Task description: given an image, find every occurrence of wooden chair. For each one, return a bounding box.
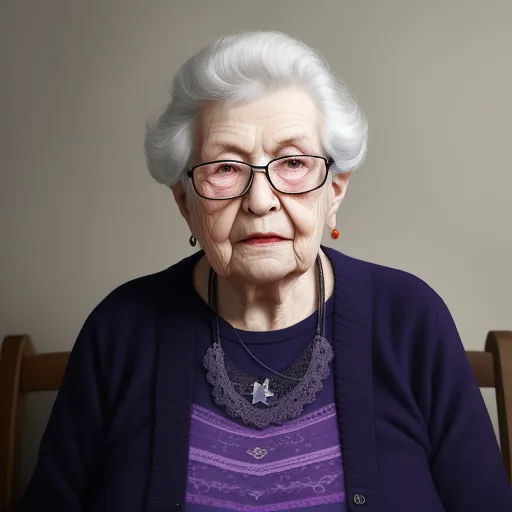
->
[1,332,512,511]
[0,335,69,512]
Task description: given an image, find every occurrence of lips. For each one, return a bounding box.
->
[240,232,289,244]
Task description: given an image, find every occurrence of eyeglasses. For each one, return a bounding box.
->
[187,154,334,200]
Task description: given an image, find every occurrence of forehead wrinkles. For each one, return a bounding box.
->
[204,118,318,155]
[267,120,319,147]
[260,108,318,133]
[256,106,322,152]
[196,92,321,159]
[198,103,256,157]
[204,123,256,157]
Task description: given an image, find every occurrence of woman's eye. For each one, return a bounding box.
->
[287,159,303,169]
[217,164,234,173]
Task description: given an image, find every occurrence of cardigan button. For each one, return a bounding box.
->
[353,493,366,505]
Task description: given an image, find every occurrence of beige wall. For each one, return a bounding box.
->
[1,0,511,492]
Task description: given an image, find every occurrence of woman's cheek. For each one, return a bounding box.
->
[280,195,321,237]
[197,226,233,276]
[190,198,237,243]
[209,210,238,243]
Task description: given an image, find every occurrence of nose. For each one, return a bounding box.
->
[241,170,280,215]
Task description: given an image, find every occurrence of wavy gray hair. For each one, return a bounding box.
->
[144,31,368,186]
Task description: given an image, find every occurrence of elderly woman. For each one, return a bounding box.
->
[20,31,512,512]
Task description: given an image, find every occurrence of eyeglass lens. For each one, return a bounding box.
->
[192,156,326,199]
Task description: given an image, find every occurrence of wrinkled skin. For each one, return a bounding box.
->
[172,87,351,331]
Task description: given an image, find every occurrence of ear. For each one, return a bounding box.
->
[326,171,352,230]
[171,182,191,225]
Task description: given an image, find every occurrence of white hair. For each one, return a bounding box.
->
[144,31,368,186]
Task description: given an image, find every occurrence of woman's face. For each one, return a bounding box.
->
[173,87,351,282]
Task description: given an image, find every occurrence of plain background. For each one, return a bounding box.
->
[1,0,511,493]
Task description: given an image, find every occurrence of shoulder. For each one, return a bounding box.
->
[87,250,202,326]
[324,247,452,347]
[74,251,202,367]
[326,249,466,413]
[367,258,446,320]
[326,246,447,318]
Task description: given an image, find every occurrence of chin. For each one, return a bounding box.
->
[229,242,315,282]
[234,258,296,283]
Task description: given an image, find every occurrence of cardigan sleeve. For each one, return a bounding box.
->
[427,298,512,510]
[19,310,107,511]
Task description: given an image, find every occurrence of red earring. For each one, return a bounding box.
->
[331,228,340,240]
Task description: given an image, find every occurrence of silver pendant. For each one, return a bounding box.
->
[251,378,274,405]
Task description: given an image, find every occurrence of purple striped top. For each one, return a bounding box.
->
[184,293,345,511]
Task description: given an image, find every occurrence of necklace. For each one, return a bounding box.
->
[231,327,302,384]
[203,254,334,429]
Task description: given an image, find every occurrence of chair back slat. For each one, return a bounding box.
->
[0,335,35,512]
[21,353,70,393]
[486,331,512,484]
[466,351,495,387]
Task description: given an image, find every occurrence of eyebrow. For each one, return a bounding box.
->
[208,134,314,160]
[271,135,321,157]
[272,134,311,149]
[209,141,253,159]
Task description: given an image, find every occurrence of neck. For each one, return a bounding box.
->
[193,250,334,331]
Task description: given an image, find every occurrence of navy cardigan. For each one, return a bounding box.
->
[20,247,512,511]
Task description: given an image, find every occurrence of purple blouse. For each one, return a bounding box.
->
[185,294,345,511]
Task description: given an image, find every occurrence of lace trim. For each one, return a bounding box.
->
[185,492,345,512]
[190,403,336,438]
[188,445,341,474]
[203,335,334,429]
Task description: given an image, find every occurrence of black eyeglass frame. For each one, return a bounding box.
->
[186,154,335,201]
